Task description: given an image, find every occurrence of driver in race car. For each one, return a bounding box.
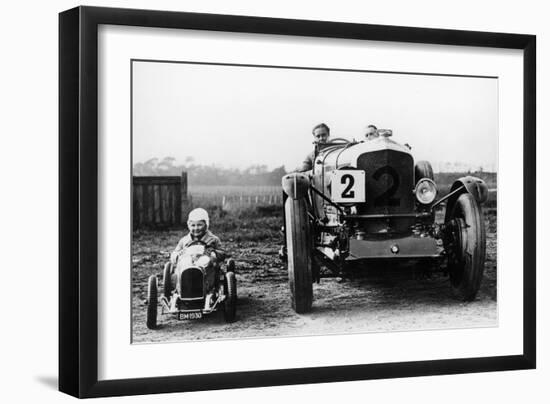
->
[296,123,330,172]
[170,207,224,264]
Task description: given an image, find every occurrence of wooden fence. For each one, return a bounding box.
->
[190,193,283,211]
[133,172,188,228]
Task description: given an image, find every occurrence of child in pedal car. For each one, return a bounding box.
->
[168,208,224,298]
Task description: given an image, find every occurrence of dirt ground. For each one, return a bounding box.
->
[132,209,497,343]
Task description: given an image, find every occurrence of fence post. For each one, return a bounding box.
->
[156,185,163,224]
[180,171,189,223]
[181,171,188,203]
[133,185,139,229]
[175,181,182,226]
[142,184,150,224]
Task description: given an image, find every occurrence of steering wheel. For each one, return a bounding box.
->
[326,137,350,143]
[187,240,207,247]
[173,240,207,259]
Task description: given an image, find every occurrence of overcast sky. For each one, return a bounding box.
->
[132,60,498,172]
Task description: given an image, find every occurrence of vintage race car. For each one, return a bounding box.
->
[146,242,237,329]
[282,129,488,313]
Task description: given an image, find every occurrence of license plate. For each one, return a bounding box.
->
[178,312,202,320]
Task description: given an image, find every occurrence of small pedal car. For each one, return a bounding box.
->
[146,241,237,329]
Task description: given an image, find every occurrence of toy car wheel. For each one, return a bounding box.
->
[162,262,173,300]
[414,160,434,183]
[226,258,236,273]
[223,271,237,323]
[284,197,313,313]
[446,193,486,301]
[146,275,158,329]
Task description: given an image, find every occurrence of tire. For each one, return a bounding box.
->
[146,275,158,329]
[223,271,237,323]
[163,262,173,300]
[415,160,434,183]
[446,193,486,301]
[226,258,236,273]
[284,197,313,313]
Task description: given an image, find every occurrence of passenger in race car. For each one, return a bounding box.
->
[365,124,378,140]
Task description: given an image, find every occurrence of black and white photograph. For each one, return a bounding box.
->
[131,60,498,343]
[2,0,545,401]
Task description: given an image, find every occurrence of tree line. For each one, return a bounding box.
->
[133,157,287,186]
[133,157,496,188]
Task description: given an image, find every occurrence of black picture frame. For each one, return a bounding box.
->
[59,6,536,398]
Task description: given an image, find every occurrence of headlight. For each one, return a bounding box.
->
[415,178,437,204]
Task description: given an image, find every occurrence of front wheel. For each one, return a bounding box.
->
[226,258,236,273]
[146,275,158,329]
[415,160,434,183]
[223,271,237,323]
[284,197,313,313]
[446,193,486,301]
[162,262,173,300]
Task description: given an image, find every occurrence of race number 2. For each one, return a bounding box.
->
[341,174,355,198]
[331,170,366,203]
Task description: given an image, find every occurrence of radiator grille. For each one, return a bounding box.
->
[179,267,204,299]
[356,150,414,215]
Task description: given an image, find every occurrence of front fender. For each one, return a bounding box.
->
[453,176,488,204]
[444,176,488,222]
[282,173,310,200]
